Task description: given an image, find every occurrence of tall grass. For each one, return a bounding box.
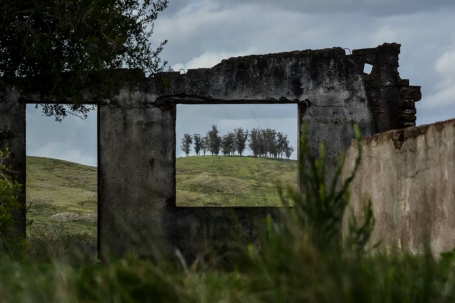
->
[1,126,455,302]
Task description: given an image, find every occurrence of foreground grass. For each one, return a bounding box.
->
[8,130,455,302]
[2,234,455,302]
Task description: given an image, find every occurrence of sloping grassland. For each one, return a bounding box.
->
[176,155,297,207]
[26,156,297,237]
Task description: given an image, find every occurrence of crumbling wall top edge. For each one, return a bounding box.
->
[350,118,455,148]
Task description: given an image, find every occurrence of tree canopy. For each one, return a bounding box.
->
[179,126,295,159]
[0,0,169,120]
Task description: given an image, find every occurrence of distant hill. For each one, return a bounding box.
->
[26,157,97,237]
[177,156,297,207]
[26,156,298,237]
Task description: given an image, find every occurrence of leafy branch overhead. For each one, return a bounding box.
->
[0,0,169,120]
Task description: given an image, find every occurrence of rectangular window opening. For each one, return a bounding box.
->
[364,63,373,74]
[176,104,298,207]
[25,104,98,254]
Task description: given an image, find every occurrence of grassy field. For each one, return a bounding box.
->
[26,157,97,237]
[176,155,297,207]
[4,139,455,302]
[26,155,297,237]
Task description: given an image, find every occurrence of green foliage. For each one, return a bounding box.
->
[275,123,374,254]
[4,125,455,301]
[0,0,169,120]
[221,131,236,156]
[180,133,193,157]
[193,133,203,156]
[0,149,23,248]
[234,127,249,156]
[207,125,221,156]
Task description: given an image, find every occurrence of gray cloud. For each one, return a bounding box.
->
[26,0,455,165]
[26,105,97,167]
[211,0,455,17]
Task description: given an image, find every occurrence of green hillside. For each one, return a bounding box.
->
[177,156,297,207]
[26,156,298,237]
[26,157,97,237]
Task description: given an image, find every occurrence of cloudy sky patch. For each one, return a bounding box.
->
[26,0,455,165]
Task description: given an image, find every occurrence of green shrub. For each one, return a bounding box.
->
[2,125,455,302]
[0,148,23,250]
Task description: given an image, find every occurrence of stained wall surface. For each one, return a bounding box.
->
[343,119,455,255]
[98,47,376,258]
[0,43,421,259]
[0,88,26,237]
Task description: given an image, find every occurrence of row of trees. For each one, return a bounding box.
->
[180,126,295,159]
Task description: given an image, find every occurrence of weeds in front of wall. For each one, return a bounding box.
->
[26,222,96,264]
[1,125,455,301]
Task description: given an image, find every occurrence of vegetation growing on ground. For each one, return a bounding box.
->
[26,156,97,238]
[24,154,297,236]
[0,149,23,249]
[176,156,297,207]
[1,127,455,301]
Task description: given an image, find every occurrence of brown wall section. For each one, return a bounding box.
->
[343,119,455,255]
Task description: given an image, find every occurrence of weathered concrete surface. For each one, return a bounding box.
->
[352,43,421,131]
[343,119,455,255]
[0,43,422,259]
[0,88,26,238]
[99,47,378,259]
[99,98,176,258]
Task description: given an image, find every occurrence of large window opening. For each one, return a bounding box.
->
[176,104,298,207]
[26,104,98,250]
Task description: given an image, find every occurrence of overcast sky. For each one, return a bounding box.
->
[26,0,455,166]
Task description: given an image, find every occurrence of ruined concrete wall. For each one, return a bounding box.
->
[0,43,421,259]
[99,94,176,258]
[351,43,421,131]
[343,119,455,255]
[0,88,26,237]
[99,47,377,259]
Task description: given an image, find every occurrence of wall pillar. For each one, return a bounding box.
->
[99,96,176,259]
[0,88,26,239]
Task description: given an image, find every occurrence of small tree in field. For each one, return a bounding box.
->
[201,136,209,156]
[249,128,261,157]
[285,145,294,159]
[221,132,236,156]
[193,134,203,156]
[180,134,192,157]
[207,125,221,156]
[234,127,249,156]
